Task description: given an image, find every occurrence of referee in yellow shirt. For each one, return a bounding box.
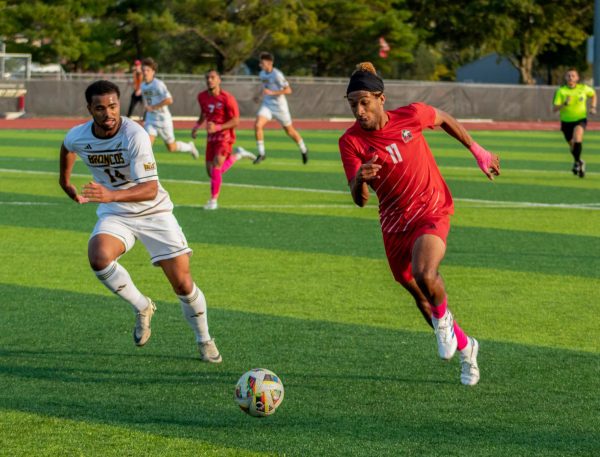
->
[553,69,596,178]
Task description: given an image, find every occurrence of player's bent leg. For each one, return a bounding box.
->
[234,146,257,161]
[283,124,308,164]
[89,234,155,345]
[88,233,126,271]
[412,234,458,360]
[166,139,199,159]
[573,126,585,177]
[158,255,221,362]
[411,234,446,304]
[401,279,433,328]
[205,154,227,210]
[254,116,269,164]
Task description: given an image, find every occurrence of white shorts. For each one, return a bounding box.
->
[257,104,292,127]
[91,212,192,265]
[145,121,175,144]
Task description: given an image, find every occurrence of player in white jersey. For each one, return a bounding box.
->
[253,51,308,164]
[140,58,199,160]
[58,80,221,363]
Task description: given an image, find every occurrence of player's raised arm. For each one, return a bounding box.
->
[59,143,88,204]
[433,108,500,180]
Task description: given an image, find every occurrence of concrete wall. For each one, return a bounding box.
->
[13,79,579,121]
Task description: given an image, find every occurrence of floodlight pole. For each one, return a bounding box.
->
[595,0,600,85]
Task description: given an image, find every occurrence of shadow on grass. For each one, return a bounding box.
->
[2,197,600,279]
[0,285,598,456]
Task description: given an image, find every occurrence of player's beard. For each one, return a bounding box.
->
[358,117,376,130]
[94,116,121,136]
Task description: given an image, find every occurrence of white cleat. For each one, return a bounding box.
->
[432,310,458,360]
[198,339,222,363]
[203,199,218,210]
[460,337,480,386]
[134,299,156,347]
[189,141,199,160]
[234,146,257,161]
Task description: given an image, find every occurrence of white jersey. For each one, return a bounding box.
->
[141,77,173,125]
[259,67,290,112]
[63,117,174,217]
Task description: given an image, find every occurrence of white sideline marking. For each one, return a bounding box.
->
[178,204,362,209]
[1,167,599,210]
[0,201,57,205]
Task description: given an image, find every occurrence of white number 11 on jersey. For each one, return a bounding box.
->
[385,143,403,164]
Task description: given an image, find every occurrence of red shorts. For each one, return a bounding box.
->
[206,141,233,162]
[382,216,450,286]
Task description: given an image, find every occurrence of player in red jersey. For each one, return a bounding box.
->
[192,69,256,210]
[339,62,500,386]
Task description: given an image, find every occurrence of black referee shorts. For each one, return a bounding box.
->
[561,119,587,142]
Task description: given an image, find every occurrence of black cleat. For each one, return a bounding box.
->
[253,154,266,165]
[301,149,308,164]
[578,160,586,178]
[572,161,580,175]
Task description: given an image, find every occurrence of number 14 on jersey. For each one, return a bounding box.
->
[385,143,403,164]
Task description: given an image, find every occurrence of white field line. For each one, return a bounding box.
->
[1,167,600,210]
[0,201,57,205]
[178,204,362,209]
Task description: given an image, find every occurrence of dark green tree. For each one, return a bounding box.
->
[407,0,593,84]
[168,0,317,74]
[290,0,417,77]
[0,0,114,70]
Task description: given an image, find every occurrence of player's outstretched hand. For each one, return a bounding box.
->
[469,143,500,181]
[82,181,113,203]
[74,194,89,204]
[63,183,89,204]
[358,154,382,183]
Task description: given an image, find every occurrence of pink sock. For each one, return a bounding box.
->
[454,321,469,351]
[432,296,469,350]
[210,167,222,199]
[221,154,238,173]
[431,296,448,319]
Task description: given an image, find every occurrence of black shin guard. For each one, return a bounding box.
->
[572,142,582,162]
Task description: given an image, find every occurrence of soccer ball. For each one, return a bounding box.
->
[234,368,285,417]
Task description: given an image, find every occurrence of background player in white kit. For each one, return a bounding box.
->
[141,57,199,160]
[253,51,308,164]
[58,80,221,363]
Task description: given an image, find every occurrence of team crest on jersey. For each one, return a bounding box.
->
[143,162,156,171]
[401,129,413,143]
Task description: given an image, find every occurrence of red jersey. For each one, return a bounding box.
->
[197,89,239,144]
[339,103,454,233]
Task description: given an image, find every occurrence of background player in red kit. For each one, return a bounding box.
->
[339,62,500,386]
[192,69,255,210]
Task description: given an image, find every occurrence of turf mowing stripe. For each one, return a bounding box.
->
[1,167,599,209]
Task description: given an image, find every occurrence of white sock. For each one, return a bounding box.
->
[94,261,149,312]
[178,284,211,343]
[257,140,265,156]
[297,139,307,154]
[175,141,193,152]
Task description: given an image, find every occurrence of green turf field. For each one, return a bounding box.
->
[1,127,599,456]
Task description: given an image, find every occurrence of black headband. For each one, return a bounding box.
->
[346,71,384,95]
